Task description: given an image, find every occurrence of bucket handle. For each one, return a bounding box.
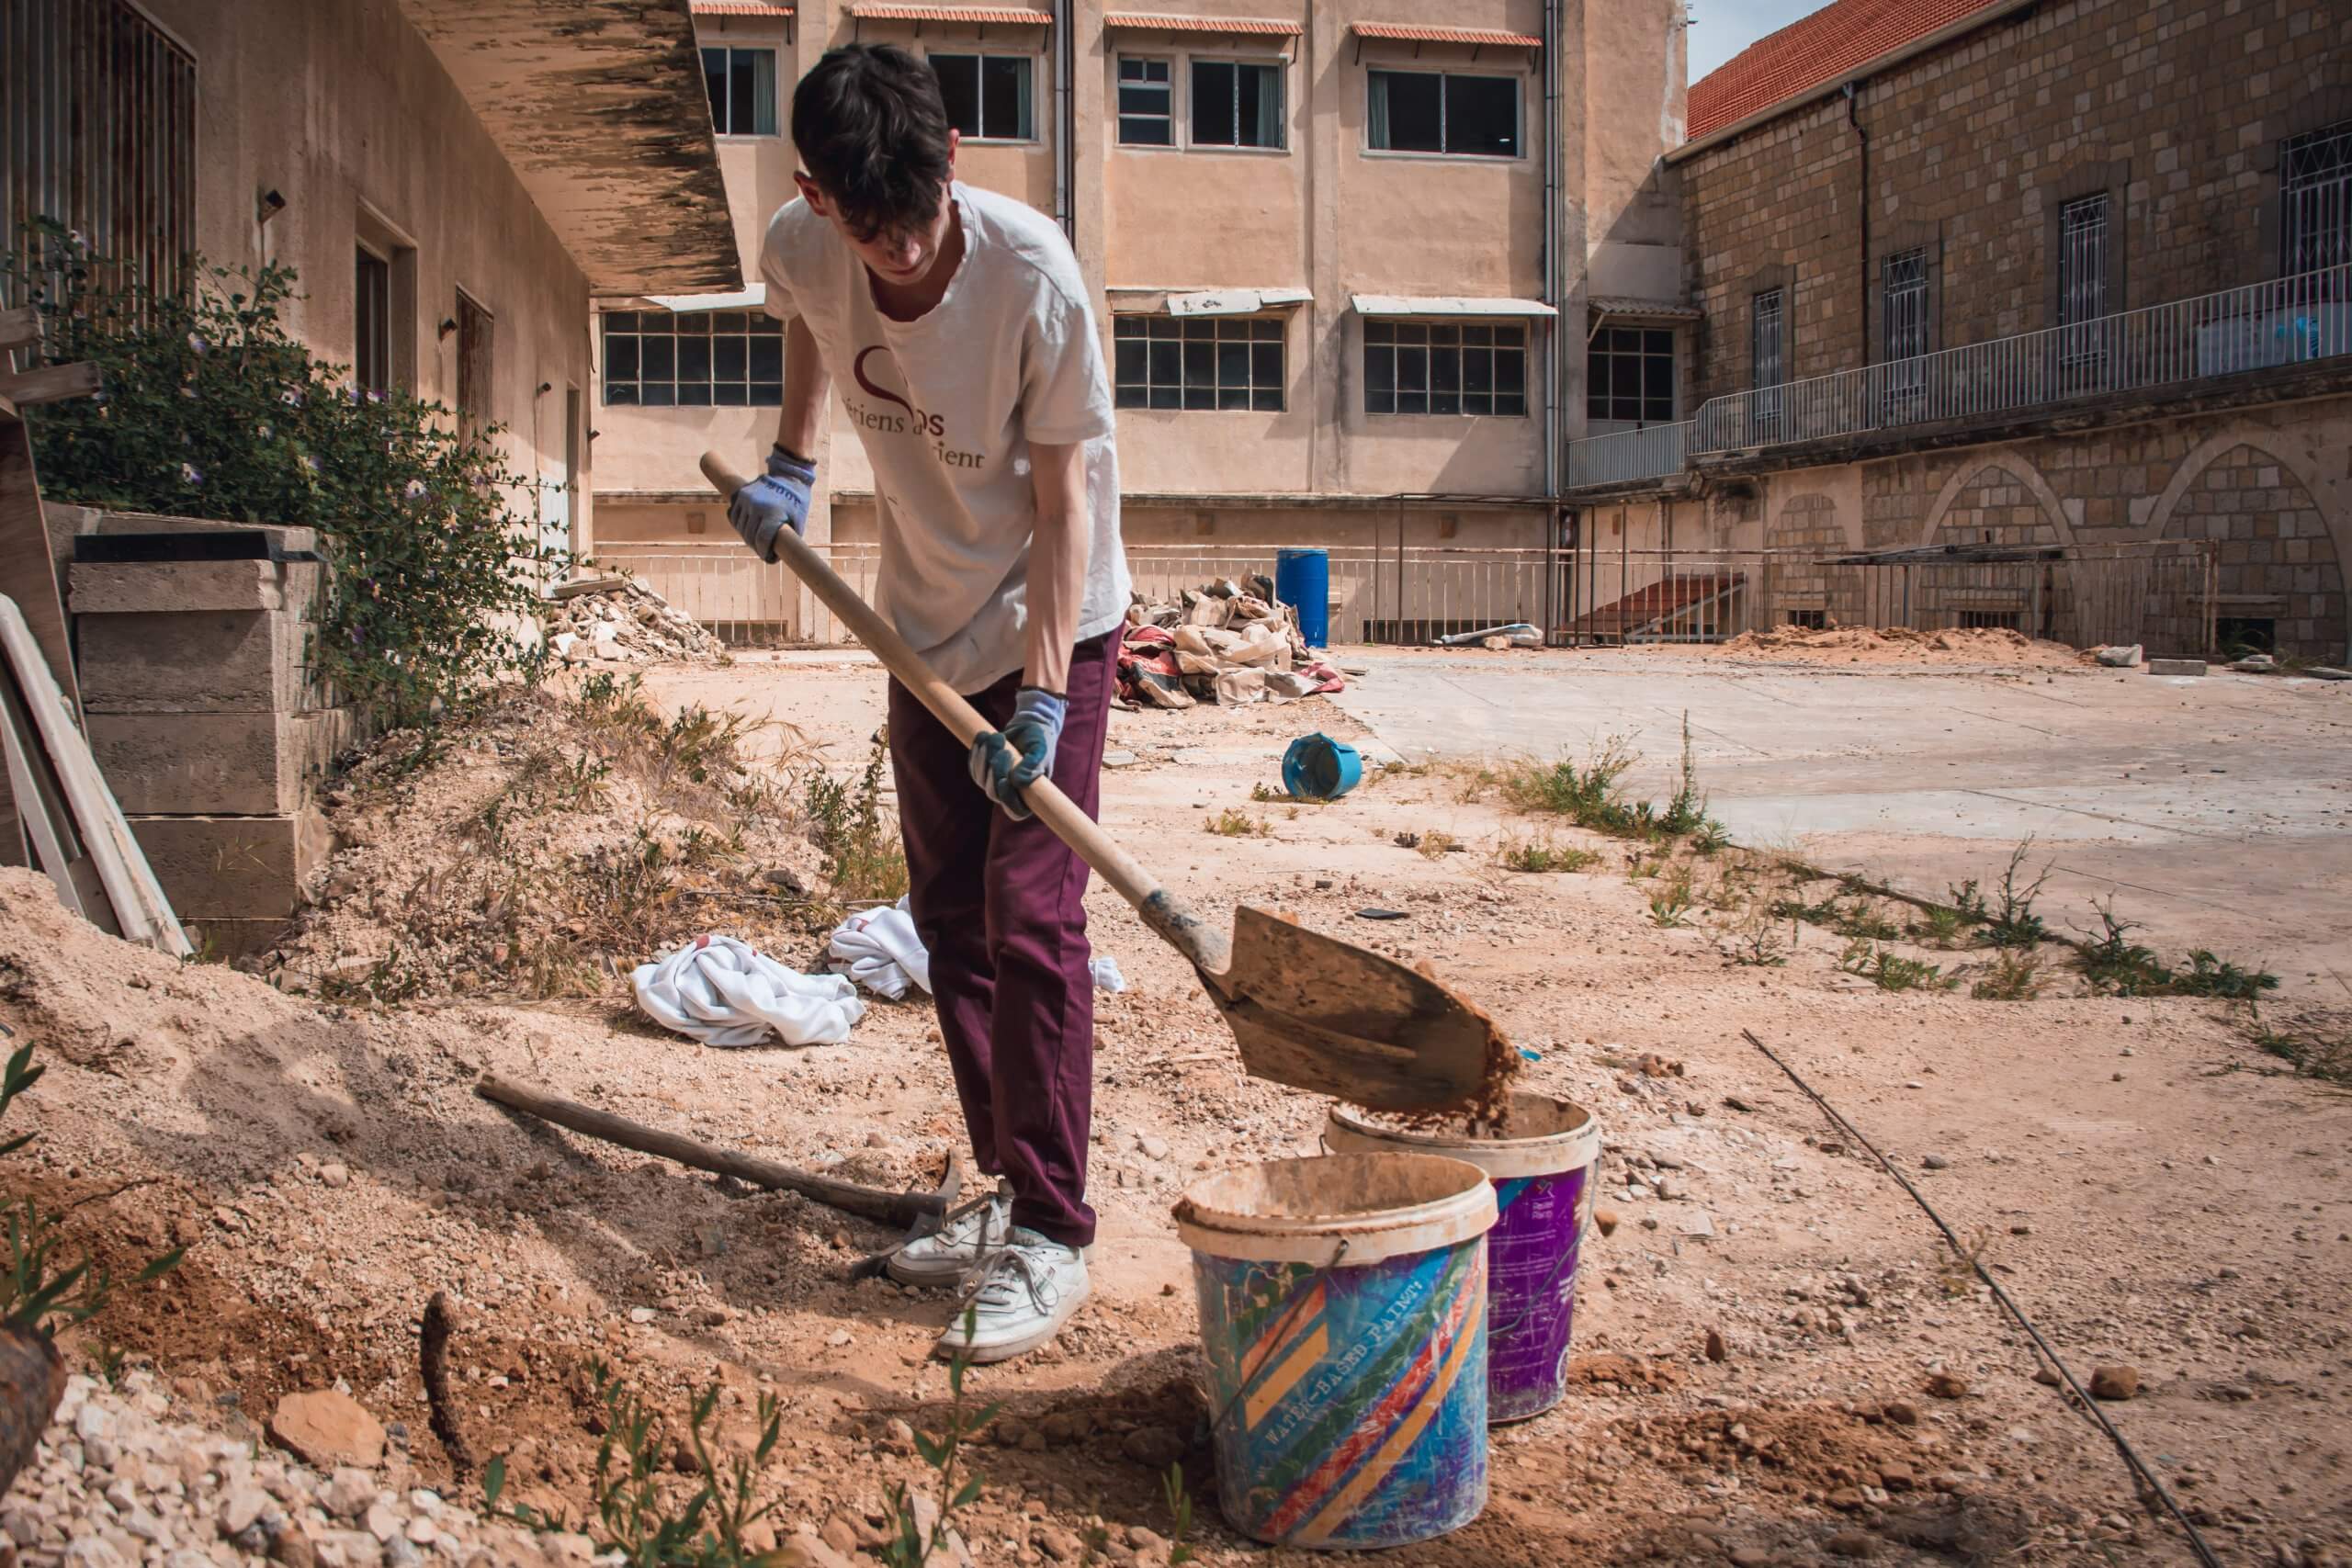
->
[1209,1236,1352,1439]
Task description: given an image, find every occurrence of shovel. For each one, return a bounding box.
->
[699,453,1507,1111]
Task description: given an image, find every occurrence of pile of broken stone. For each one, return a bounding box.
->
[541,577,726,667]
[1117,577,1345,708]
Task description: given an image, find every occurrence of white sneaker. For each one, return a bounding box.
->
[936,1227,1090,1365]
[887,1182,1012,1289]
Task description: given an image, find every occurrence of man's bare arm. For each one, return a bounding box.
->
[1023,440,1091,694]
[775,317,829,459]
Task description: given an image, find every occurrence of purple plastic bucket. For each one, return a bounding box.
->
[1325,1096,1600,1424]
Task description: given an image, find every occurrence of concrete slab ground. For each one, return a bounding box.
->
[1334,647,2352,998]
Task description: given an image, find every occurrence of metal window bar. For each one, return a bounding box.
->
[1883,249,1928,423]
[2056,194,2110,395]
[2281,122,2352,277]
[1690,262,2352,455]
[1750,289,1785,445]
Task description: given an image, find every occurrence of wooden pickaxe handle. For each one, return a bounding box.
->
[699,451,1231,977]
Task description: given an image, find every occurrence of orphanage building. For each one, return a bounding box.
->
[1562,0,2352,662]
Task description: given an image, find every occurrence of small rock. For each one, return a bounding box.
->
[1919,1154,1949,1170]
[1825,1529,1877,1558]
[1925,1372,1969,1400]
[1593,1207,1620,1238]
[1881,1400,1918,1426]
[364,1499,399,1543]
[1826,1486,1866,1511]
[628,1306,657,1325]
[1138,1135,1170,1161]
[1704,1329,1726,1363]
[1120,1427,1185,1469]
[325,1469,376,1520]
[2090,1365,2140,1401]
[319,1163,350,1189]
[1730,1550,1773,1568]
[1879,1461,1917,1491]
[269,1390,386,1471]
[821,1516,862,1556]
[1038,1526,1084,1562]
[221,1486,272,1534]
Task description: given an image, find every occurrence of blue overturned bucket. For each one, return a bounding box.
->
[1276,547,1330,649]
[1282,734,1362,801]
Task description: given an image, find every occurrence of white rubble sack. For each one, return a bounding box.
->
[633,933,865,1047]
[827,897,933,999]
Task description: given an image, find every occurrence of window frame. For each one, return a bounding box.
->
[1363,67,1523,161]
[1113,313,1287,412]
[701,45,780,138]
[355,244,392,397]
[600,308,787,409]
[1363,318,1530,419]
[1115,54,1174,147]
[2278,119,2350,276]
[1584,323,1677,426]
[1188,56,1287,152]
[928,51,1038,144]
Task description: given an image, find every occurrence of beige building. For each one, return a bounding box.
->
[589,0,1687,640]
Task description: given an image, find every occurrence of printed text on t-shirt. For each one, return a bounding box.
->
[850,345,987,470]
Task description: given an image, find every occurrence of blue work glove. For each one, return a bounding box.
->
[967,686,1066,821]
[728,445,817,561]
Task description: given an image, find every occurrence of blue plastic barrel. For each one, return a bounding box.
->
[1275,547,1330,649]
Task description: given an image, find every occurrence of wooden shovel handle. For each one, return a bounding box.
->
[699,452,1230,976]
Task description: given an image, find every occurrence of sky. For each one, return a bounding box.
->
[1686,0,1828,84]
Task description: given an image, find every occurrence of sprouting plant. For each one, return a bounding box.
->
[1971,948,2044,1000]
[1690,818,1732,857]
[1984,840,2052,949]
[1648,876,1694,928]
[1205,809,1267,838]
[1829,900,1902,942]
[1944,878,1987,922]
[1730,907,1790,967]
[1415,830,1461,861]
[879,1308,1000,1568]
[2076,898,2169,995]
[809,739,910,902]
[1908,904,1971,949]
[1498,840,1598,874]
[2169,951,2279,1002]
[1840,942,1960,993]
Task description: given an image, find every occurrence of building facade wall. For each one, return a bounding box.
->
[141,0,600,547]
[1676,0,2352,408]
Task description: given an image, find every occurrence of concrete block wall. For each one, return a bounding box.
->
[60,510,348,958]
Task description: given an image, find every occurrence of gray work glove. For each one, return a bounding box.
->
[967,686,1066,821]
[728,445,817,561]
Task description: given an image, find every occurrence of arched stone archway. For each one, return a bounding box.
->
[1919,455,2075,549]
[1763,493,1857,626]
[2152,442,2347,660]
[1914,457,2075,638]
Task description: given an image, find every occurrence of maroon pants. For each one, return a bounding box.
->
[887,629,1117,1249]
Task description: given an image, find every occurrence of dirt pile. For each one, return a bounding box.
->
[1720,622,2084,667]
[259,681,838,1003]
[543,577,726,666]
[1118,579,1345,708]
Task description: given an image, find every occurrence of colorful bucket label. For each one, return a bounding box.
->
[1485,1164,1592,1423]
[1191,1241,1488,1550]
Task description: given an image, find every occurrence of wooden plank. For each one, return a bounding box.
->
[0,663,91,921]
[0,365,100,407]
[0,309,37,354]
[0,416,76,712]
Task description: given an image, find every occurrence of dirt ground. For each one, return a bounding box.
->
[10,651,2352,1567]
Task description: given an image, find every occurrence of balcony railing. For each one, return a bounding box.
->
[1565,420,1691,489]
[1688,263,2351,457]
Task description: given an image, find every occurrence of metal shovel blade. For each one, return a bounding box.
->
[1203,906,1502,1111]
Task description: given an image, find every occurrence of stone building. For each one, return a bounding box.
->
[588,0,1687,641]
[1562,0,2352,661]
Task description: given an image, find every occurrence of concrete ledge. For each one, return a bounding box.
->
[2147,658,2208,677]
[71,559,288,615]
[85,509,320,557]
[89,708,357,816]
[129,808,335,920]
[79,607,319,714]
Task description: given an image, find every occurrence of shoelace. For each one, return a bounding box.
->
[922,1187,1009,1254]
[961,1243,1063,1317]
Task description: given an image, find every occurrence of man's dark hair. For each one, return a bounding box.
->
[790,44,954,241]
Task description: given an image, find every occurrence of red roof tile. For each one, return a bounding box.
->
[1103,13,1303,37]
[1688,0,2007,141]
[1351,22,1543,50]
[849,4,1050,21]
[692,1,794,14]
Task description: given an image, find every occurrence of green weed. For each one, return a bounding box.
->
[1970,949,2044,1000]
[1498,840,1599,874]
[1984,840,2052,949]
[1205,809,1268,838]
[809,739,910,902]
[1841,941,1960,993]
[1908,904,1973,949]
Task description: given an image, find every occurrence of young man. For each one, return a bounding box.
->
[728,42,1129,1365]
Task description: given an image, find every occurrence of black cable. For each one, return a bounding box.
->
[1740,1029,2222,1568]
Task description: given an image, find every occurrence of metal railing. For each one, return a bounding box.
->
[1690,263,2352,455]
[1564,421,1692,489]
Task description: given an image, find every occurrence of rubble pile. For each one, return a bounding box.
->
[1118,577,1345,708]
[542,577,726,666]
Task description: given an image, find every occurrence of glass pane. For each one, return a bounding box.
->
[605,310,639,333]
[1397,346,1427,393]
[933,55,980,137]
[728,52,757,135]
[1462,324,1491,345]
[677,338,711,381]
[1368,385,1395,413]
[1252,386,1283,412]
[1612,357,1640,398]
[703,49,727,130]
[1396,389,1428,414]
[1497,325,1524,348]
[1431,389,1461,415]
[1364,345,1393,394]
[1149,340,1181,384]
[1252,318,1282,341]
[981,57,1030,139]
[1115,384,1148,409]
[714,383,747,407]
[1217,342,1249,387]
[711,311,747,333]
[640,338,673,378]
[1149,385,1181,409]
[677,383,711,406]
[606,339,639,378]
[1193,61,1236,146]
[1644,393,1675,422]
[1119,84,1169,115]
[748,381,782,404]
[1121,118,1174,145]
[1446,75,1519,156]
[747,336,782,378]
[605,384,639,405]
[1432,348,1460,393]
[1497,391,1526,416]
[1115,339,1147,383]
[1252,343,1282,387]
[750,51,777,136]
[641,383,674,406]
[1392,321,1428,346]
[1588,390,1608,420]
[714,337,746,379]
[1182,317,1216,340]
[673,312,711,334]
[1182,341,1214,385]
[1464,350,1493,393]
[1645,329,1674,355]
[1236,63,1279,148]
[1496,350,1525,394]
[1430,324,1460,348]
[1217,386,1251,410]
[1374,72,1443,152]
[1366,321,1396,345]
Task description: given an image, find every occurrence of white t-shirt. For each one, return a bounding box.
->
[759,182,1130,694]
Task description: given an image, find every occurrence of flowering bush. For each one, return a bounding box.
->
[6,221,562,728]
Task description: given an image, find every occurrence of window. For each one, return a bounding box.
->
[1114,316,1284,411]
[2056,195,2108,325]
[1193,61,1283,149]
[1364,321,1526,416]
[456,289,494,434]
[1366,71,1518,158]
[1785,609,1826,630]
[1586,327,1674,424]
[1882,248,1928,419]
[602,310,785,407]
[356,248,391,395]
[933,54,1034,141]
[1750,288,1785,439]
[1958,609,2022,632]
[1117,57,1173,145]
[702,47,778,136]
[2280,121,2351,276]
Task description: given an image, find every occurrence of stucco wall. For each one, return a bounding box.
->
[143,0,598,547]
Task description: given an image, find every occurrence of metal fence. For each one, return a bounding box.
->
[1564,420,1691,490]
[1690,262,2352,454]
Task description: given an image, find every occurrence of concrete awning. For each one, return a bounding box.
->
[1351,294,1557,319]
[392,0,738,296]
[1109,287,1312,317]
[692,2,794,14]
[1351,22,1544,49]
[849,5,1052,22]
[1102,14,1304,38]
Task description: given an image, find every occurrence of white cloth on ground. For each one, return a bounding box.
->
[633,934,865,1047]
[1089,953,1127,993]
[826,897,933,999]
